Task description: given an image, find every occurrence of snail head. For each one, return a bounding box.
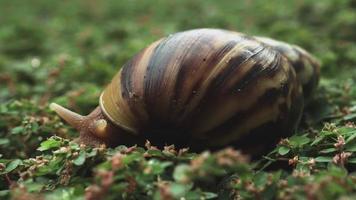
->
[50,103,117,146]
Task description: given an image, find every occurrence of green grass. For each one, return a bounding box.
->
[0,0,356,199]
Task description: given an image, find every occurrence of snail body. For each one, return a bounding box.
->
[51,29,320,155]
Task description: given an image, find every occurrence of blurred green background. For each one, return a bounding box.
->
[1,0,355,114]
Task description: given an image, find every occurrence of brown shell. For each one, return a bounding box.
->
[100,29,304,151]
[254,36,320,101]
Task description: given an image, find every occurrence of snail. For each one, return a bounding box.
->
[50,29,320,155]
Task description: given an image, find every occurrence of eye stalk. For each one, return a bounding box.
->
[50,103,84,130]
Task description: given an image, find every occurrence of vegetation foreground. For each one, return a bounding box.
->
[0,0,356,199]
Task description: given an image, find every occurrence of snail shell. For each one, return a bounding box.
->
[51,29,319,155]
[254,36,320,101]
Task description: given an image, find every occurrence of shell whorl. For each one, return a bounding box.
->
[254,36,320,101]
[100,29,304,148]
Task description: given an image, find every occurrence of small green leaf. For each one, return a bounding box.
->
[0,159,22,174]
[73,151,86,166]
[202,192,218,199]
[253,172,268,187]
[87,149,98,157]
[147,149,164,157]
[311,136,324,146]
[170,183,191,198]
[173,164,191,183]
[345,144,356,152]
[31,122,39,132]
[0,190,10,197]
[146,159,172,175]
[35,157,64,176]
[0,139,9,146]
[69,142,80,151]
[343,113,356,121]
[11,126,24,134]
[123,152,142,165]
[289,135,310,148]
[315,156,332,162]
[37,138,61,151]
[320,148,337,153]
[24,181,45,192]
[278,146,290,155]
[345,132,356,143]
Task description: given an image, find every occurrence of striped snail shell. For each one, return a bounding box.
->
[254,36,320,101]
[51,29,320,155]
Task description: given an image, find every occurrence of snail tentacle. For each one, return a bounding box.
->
[50,103,84,130]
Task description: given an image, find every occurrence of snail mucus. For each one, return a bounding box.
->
[51,29,320,155]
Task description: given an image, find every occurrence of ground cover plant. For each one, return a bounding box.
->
[0,0,356,199]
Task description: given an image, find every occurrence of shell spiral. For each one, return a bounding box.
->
[99,29,305,152]
[254,36,320,101]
